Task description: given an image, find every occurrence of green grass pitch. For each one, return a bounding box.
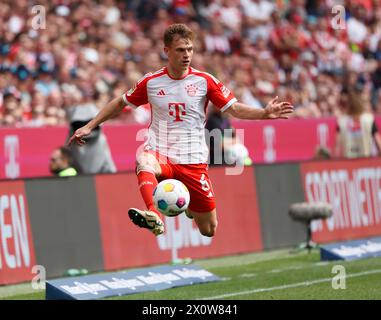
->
[1,248,381,300]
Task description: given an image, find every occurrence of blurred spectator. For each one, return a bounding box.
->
[205,105,252,166]
[347,4,369,45]
[335,89,381,158]
[66,102,117,174]
[49,146,78,177]
[223,127,253,166]
[204,21,231,54]
[205,105,231,165]
[241,0,275,43]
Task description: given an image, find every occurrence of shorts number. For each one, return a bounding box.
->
[200,174,210,192]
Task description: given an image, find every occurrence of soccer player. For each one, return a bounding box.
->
[69,24,293,237]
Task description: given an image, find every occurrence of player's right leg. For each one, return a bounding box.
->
[174,164,217,237]
[128,151,172,236]
[187,208,218,237]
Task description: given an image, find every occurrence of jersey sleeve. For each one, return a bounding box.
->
[122,74,150,108]
[206,75,237,112]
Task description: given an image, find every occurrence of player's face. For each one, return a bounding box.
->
[165,36,193,73]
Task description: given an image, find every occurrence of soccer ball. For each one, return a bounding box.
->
[153,179,190,217]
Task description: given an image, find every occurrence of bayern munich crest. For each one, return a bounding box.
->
[185,84,198,97]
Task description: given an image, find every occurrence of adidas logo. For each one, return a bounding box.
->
[157,89,166,96]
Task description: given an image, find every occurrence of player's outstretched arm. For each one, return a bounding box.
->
[226,96,294,120]
[68,96,126,146]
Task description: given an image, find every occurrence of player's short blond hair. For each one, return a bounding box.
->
[164,24,195,47]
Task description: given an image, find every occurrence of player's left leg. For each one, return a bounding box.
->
[187,208,217,237]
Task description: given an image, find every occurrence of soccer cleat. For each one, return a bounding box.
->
[128,208,165,236]
[185,209,193,219]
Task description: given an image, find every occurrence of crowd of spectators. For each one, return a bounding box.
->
[1,0,381,127]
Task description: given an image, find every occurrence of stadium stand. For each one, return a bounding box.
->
[1,0,381,128]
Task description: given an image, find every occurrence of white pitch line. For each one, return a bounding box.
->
[239,273,257,278]
[199,269,381,300]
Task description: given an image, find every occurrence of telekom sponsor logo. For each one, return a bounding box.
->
[263,125,276,163]
[301,159,381,242]
[4,135,20,179]
[168,103,186,122]
[317,123,329,147]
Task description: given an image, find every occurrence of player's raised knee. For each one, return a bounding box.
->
[136,153,161,175]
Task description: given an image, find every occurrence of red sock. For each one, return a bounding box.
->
[137,171,161,216]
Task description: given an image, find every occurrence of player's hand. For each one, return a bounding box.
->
[68,126,92,146]
[264,96,294,119]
